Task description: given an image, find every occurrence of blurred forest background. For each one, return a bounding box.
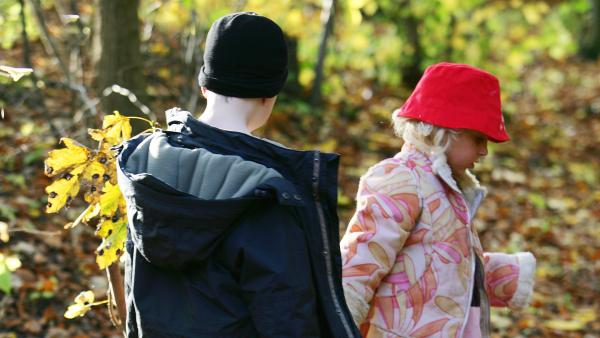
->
[1,0,599,337]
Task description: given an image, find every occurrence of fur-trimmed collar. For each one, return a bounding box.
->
[400,144,487,215]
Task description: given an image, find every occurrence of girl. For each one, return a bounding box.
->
[340,62,536,338]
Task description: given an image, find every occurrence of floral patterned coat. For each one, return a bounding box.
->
[340,145,536,338]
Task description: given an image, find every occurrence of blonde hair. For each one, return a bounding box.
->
[392,115,458,177]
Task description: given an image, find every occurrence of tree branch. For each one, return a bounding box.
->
[29,0,71,83]
[19,0,61,139]
[311,0,337,107]
[106,263,126,334]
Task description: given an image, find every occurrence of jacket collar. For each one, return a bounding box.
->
[399,144,487,217]
[163,108,340,204]
[165,107,339,164]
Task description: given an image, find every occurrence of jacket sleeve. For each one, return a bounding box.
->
[220,203,320,338]
[340,164,421,327]
[483,251,536,309]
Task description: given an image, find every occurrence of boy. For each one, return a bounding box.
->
[116,12,359,337]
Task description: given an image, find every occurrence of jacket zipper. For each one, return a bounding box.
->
[457,190,491,338]
[312,151,355,338]
[459,246,477,338]
[476,256,491,338]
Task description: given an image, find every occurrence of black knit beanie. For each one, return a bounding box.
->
[198,12,288,98]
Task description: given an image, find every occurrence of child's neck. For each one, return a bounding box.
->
[199,96,263,134]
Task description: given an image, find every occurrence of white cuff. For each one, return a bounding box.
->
[343,284,370,327]
[508,252,536,309]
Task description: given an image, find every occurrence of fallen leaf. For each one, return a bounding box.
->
[0,65,34,81]
[544,319,585,331]
[0,221,8,242]
[64,290,95,319]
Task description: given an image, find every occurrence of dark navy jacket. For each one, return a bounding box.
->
[116,109,360,338]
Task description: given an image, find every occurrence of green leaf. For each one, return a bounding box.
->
[0,254,21,294]
[0,204,16,221]
[527,193,546,210]
[0,267,11,294]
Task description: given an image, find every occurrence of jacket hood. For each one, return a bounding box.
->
[117,131,302,269]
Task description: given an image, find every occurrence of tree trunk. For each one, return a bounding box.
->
[580,0,600,60]
[93,0,143,331]
[282,34,302,97]
[400,2,423,90]
[95,0,146,132]
[311,0,336,106]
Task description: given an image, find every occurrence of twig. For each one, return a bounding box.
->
[29,0,100,129]
[0,294,11,322]
[19,0,62,139]
[185,10,204,113]
[107,263,126,334]
[102,85,155,120]
[29,0,71,83]
[42,80,100,118]
[8,227,62,236]
[311,0,337,107]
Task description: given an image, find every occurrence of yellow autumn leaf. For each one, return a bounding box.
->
[64,290,95,319]
[81,159,106,182]
[75,290,95,304]
[84,152,115,204]
[84,203,101,223]
[96,221,127,269]
[64,302,91,319]
[99,153,118,185]
[45,175,82,213]
[99,182,123,217]
[544,319,587,331]
[0,221,8,243]
[102,111,132,145]
[84,183,103,204]
[575,308,597,325]
[69,163,87,176]
[2,254,21,271]
[87,128,105,142]
[320,139,338,153]
[44,138,90,177]
[67,203,101,229]
[96,216,126,238]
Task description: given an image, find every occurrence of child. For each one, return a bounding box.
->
[116,12,359,337]
[340,62,536,338]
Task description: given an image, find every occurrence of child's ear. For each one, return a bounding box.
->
[201,87,207,98]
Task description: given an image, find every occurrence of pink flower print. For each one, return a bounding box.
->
[409,318,450,338]
[384,255,411,291]
[406,264,438,324]
[486,264,519,306]
[373,295,397,329]
[444,186,468,225]
[342,263,379,278]
[404,228,428,247]
[433,241,463,264]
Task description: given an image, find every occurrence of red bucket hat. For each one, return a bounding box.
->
[394,62,509,142]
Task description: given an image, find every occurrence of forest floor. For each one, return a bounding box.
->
[1,59,600,338]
